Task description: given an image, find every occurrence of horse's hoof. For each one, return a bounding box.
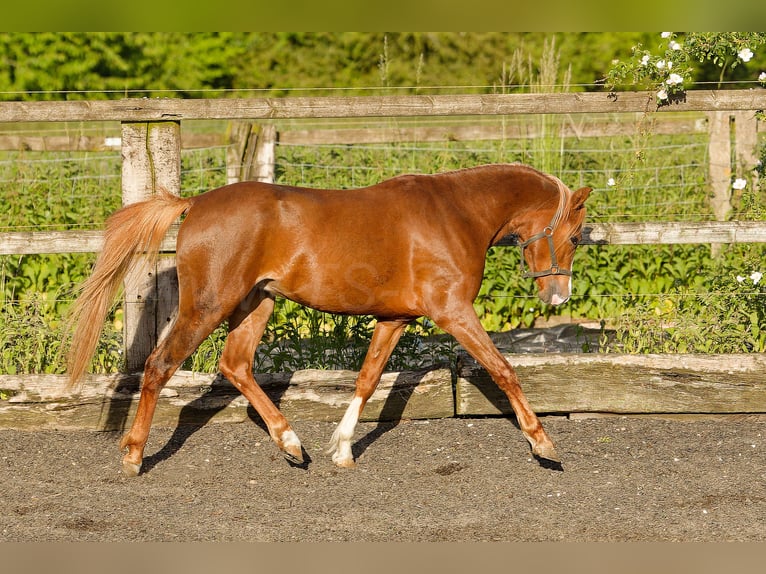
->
[279,429,304,464]
[332,456,357,469]
[533,443,560,463]
[283,445,304,465]
[122,459,142,477]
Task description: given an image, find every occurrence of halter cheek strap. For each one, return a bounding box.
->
[519,226,571,278]
[519,180,572,279]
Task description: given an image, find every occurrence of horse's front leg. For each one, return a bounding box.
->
[433,309,559,463]
[328,319,409,467]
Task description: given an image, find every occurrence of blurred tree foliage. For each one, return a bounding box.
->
[0,32,247,98]
[0,32,690,99]
[1,32,763,98]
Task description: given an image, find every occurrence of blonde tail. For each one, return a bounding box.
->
[66,189,191,388]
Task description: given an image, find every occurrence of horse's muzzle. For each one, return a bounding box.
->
[538,276,572,306]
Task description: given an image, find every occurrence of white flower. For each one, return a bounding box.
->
[737,275,747,283]
[661,32,672,38]
[607,177,616,187]
[669,41,682,51]
[732,178,747,190]
[640,54,650,66]
[656,60,667,70]
[666,73,683,86]
[759,72,766,83]
[657,88,668,101]
[738,48,754,62]
[750,271,763,285]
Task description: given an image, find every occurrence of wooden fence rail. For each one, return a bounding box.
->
[7,111,764,151]
[3,220,766,257]
[1,90,765,123]
[1,90,765,429]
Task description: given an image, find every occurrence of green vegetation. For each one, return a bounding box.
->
[2,32,766,99]
[1,32,765,376]
[607,32,766,101]
[2,118,765,375]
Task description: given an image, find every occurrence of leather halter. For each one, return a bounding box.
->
[518,181,571,279]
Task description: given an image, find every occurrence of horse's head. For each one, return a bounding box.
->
[518,180,591,306]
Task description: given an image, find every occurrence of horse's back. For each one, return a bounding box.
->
[184,176,458,239]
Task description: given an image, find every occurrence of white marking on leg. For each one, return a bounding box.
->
[329,396,362,467]
[280,429,301,451]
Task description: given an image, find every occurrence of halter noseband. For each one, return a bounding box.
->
[519,180,571,279]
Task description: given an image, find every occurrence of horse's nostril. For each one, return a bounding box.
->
[550,293,570,306]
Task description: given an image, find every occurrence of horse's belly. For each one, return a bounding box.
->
[264,268,418,317]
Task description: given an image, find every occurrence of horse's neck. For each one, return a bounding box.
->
[452,165,560,240]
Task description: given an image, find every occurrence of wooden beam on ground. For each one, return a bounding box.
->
[4,351,766,430]
[456,352,766,416]
[0,367,454,431]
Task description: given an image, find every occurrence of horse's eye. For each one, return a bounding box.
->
[571,236,580,246]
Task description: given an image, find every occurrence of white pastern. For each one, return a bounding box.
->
[329,396,363,466]
[281,429,301,450]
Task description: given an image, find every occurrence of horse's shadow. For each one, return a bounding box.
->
[139,380,292,474]
[106,370,423,475]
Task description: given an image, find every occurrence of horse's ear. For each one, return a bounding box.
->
[571,187,592,210]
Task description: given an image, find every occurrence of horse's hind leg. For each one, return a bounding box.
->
[120,307,225,476]
[218,294,304,464]
[329,319,409,468]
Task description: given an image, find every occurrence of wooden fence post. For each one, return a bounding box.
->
[226,121,252,185]
[120,121,182,373]
[225,122,277,184]
[707,111,733,223]
[253,124,276,183]
[732,111,760,190]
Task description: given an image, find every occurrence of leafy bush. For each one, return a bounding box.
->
[0,290,123,375]
[608,244,766,353]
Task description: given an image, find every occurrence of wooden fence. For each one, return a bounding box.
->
[1,90,765,430]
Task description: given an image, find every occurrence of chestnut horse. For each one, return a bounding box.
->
[67,163,591,476]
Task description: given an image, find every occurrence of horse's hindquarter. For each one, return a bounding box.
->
[180,180,490,318]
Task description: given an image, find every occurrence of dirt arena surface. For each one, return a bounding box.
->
[1,414,765,542]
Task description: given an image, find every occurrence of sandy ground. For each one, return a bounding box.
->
[2,414,765,542]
